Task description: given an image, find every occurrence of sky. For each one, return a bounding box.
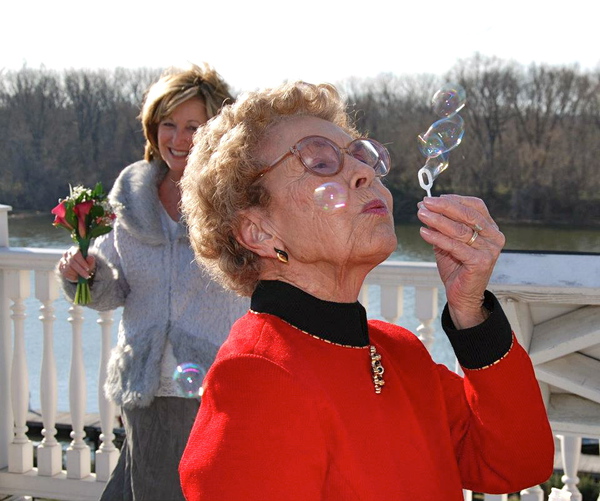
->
[3,0,599,92]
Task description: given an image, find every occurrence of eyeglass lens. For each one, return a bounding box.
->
[297,137,389,177]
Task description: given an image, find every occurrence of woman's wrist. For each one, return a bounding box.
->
[449,305,490,330]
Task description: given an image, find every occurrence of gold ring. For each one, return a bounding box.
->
[467,229,479,246]
[473,223,483,232]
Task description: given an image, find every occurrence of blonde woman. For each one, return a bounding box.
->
[57,64,248,501]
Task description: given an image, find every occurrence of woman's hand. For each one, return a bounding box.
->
[58,246,96,283]
[417,194,505,330]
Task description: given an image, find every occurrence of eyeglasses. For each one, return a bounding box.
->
[255,135,391,180]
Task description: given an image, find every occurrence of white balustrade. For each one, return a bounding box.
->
[66,304,91,479]
[1,209,599,500]
[7,270,33,474]
[95,310,118,481]
[35,270,62,476]
[484,495,508,500]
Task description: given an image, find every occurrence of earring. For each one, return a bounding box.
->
[274,248,289,264]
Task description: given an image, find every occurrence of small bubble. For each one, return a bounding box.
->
[422,154,450,182]
[431,83,466,117]
[173,362,206,398]
[313,182,348,211]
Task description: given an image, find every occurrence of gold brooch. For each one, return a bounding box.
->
[370,345,385,394]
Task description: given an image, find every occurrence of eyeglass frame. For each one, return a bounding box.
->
[253,135,392,181]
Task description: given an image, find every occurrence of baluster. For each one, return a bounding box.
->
[483,494,508,500]
[1,269,13,470]
[358,285,369,311]
[414,286,438,353]
[558,435,582,501]
[95,310,119,481]
[379,284,403,323]
[463,490,472,500]
[520,485,544,501]
[7,270,33,473]
[66,304,91,478]
[35,270,62,476]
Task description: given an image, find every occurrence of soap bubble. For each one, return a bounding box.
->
[422,154,450,181]
[313,182,348,211]
[417,115,464,158]
[431,84,466,117]
[416,83,466,196]
[418,154,450,197]
[173,362,206,398]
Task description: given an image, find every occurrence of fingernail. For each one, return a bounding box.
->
[418,207,432,219]
[420,227,432,237]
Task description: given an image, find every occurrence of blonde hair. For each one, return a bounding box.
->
[140,63,233,162]
[181,81,358,296]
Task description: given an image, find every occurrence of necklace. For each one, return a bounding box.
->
[249,310,386,394]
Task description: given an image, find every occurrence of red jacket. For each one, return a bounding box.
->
[180,309,553,500]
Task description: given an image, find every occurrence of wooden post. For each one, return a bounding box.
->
[7,270,33,473]
[415,286,438,352]
[35,270,62,476]
[66,304,91,478]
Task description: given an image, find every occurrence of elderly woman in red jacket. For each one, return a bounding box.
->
[179,81,554,500]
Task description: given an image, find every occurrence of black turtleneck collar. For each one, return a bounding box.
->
[251,280,369,347]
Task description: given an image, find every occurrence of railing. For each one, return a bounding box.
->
[1,203,599,501]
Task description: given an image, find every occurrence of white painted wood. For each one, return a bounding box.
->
[548,394,600,436]
[379,284,403,323]
[358,284,369,310]
[529,306,600,364]
[95,310,119,482]
[0,470,105,501]
[463,490,472,500]
[499,297,534,350]
[35,271,62,476]
[536,354,600,404]
[483,494,507,500]
[0,205,11,247]
[7,270,33,474]
[66,305,91,479]
[0,269,14,470]
[2,244,600,500]
[415,286,437,352]
[520,484,544,500]
[490,252,600,290]
[558,435,582,501]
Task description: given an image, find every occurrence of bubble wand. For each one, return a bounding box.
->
[417,84,466,196]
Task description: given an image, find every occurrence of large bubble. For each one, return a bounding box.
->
[417,115,464,158]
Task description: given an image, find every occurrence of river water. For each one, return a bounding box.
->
[6,212,600,412]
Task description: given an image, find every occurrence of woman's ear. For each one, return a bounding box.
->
[235,210,275,257]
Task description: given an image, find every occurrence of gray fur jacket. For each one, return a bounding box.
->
[59,160,249,409]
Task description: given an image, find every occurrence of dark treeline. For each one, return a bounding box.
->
[1,54,599,225]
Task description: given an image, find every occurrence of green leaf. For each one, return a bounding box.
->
[89,226,113,239]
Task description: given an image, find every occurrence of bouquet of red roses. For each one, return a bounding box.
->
[51,183,115,305]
